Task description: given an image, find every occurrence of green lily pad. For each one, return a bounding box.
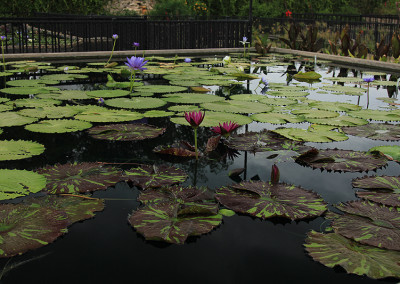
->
[171,111,253,127]
[105,97,167,110]
[293,71,321,80]
[321,85,366,94]
[307,115,368,127]
[162,93,225,104]
[353,176,400,207]
[88,123,165,141]
[348,109,400,121]
[259,97,298,106]
[342,123,400,140]
[215,181,327,220]
[267,91,309,97]
[295,148,388,172]
[331,200,400,251]
[134,85,187,93]
[225,130,308,152]
[8,98,62,108]
[86,89,130,98]
[229,94,266,101]
[37,90,91,100]
[372,80,398,86]
[18,106,79,119]
[36,162,123,194]
[0,169,47,201]
[308,101,362,112]
[40,73,88,81]
[0,112,38,127]
[0,86,59,95]
[0,203,68,258]
[201,100,273,114]
[0,140,45,161]
[369,145,400,162]
[6,79,60,87]
[143,110,174,117]
[25,119,92,133]
[0,104,13,112]
[251,112,305,124]
[125,164,188,189]
[168,105,200,112]
[273,126,348,143]
[325,77,363,83]
[74,108,144,123]
[291,109,339,119]
[304,230,400,279]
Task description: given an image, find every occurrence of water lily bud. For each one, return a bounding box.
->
[223,56,231,65]
[271,164,280,185]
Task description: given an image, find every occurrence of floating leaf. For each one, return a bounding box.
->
[215,181,327,220]
[206,135,220,152]
[295,148,388,172]
[0,104,13,112]
[105,97,167,110]
[143,110,174,117]
[273,126,348,142]
[6,79,59,87]
[0,112,38,127]
[266,91,309,97]
[321,85,366,95]
[0,203,68,258]
[225,130,308,152]
[9,98,62,108]
[201,100,273,114]
[25,119,92,133]
[293,71,321,80]
[0,140,45,161]
[128,202,222,244]
[125,164,187,189]
[86,89,130,98]
[168,105,200,112]
[342,123,400,140]
[353,175,400,207]
[229,94,266,101]
[307,115,368,127]
[0,169,46,201]
[18,106,79,119]
[291,109,339,119]
[0,86,59,95]
[162,93,224,104]
[74,108,144,123]
[251,112,305,124]
[153,141,198,158]
[325,77,363,83]
[369,145,400,162]
[308,101,361,112]
[88,123,165,141]
[134,85,187,93]
[349,109,400,121]
[36,162,123,194]
[37,90,91,100]
[331,201,400,251]
[304,230,400,279]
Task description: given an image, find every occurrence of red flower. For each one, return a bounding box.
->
[211,121,240,137]
[271,164,280,185]
[184,111,205,128]
[285,10,292,17]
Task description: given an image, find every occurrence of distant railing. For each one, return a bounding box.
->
[0,15,251,53]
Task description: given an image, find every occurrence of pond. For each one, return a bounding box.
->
[0,53,400,283]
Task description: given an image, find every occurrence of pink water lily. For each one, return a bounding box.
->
[184,111,205,129]
[211,121,240,138]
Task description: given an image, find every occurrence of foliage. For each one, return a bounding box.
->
[148,0,194,17]
[280,23,325,52]
[329,26,368,58]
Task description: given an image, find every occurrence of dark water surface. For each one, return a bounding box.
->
[0,59,399,283]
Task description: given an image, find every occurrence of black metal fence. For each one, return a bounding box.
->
[0,15,251,53]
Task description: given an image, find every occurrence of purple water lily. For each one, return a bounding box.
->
[363,77,374,83]
[0,36,6,41]
[125,56,148,71]
[261,77,268,86]
[184,58,191,63]
[133,42,140,47]
[112,34,118,40]
[242,36,247,43]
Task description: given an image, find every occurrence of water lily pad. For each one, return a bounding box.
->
[229,94,266,101]
[74,108,144,123]
[353,176,400,207]
[171,111,253,127]
[225,130,308,152]
[153,141,198,158]
[215,181,327,220]
[105,97,167,110]
[6,79,59,87]
[128,201,222,244]
[40,73,88,81]
[251,112,305,124]
[372,80,397,86]
[143,110,174,117]
[273,126,348,142]
[307,115,368,127]
[86,89,130,98]
[88,123,165,141]
[0,169,46,201]
[18,106,79,119]
[291,109,339,119]
[8,98,62,108]
[369,145,400,162]
[0,86,59,95]
[348,109,400,121]
[267,91,309,97]
[162,93,225,104]
[331,200,400,251]
[295,148,388,172]
[0,104,13,112]
[342,123,400,140]
[321,85,366,95]
[36,162,123,194]
[168,105,200,112]
[0,140,45,161]
[0,112,38,127]
[293,71,321,80]
[259,97,298,106]
[308,101,361,112]
[38,90,91,100]
[134,85,187,93]
[201,100,272,114]
[325,77,363,83]
[304,230,400,279]
[0,203,68,258]
[125,164,187,189]
[25,119,92,133]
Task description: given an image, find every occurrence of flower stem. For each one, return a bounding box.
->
[106,39,116,65]
[1,41,5,72]
[129,70,137,93]
[194,127,198,160]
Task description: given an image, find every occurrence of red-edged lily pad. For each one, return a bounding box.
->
[125,164,188,190]
[225,130,309,153]
[153,141,199,158]
[353,175,400,207]
[329,200,400,251]
[295,148,388,172]
[88,123,166,141]
[36,162,123,194]
[0,203,68,258]
[304,230,400,279]
[215,180,327,220]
